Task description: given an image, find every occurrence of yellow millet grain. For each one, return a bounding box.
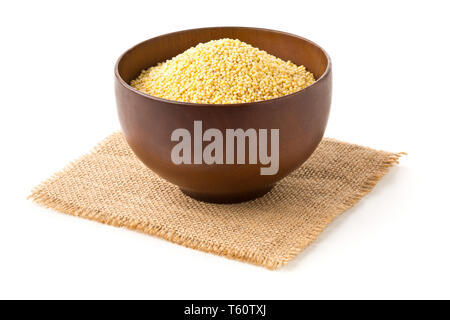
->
[130,38,316,104]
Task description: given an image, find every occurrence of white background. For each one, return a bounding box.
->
[1,0,449,299]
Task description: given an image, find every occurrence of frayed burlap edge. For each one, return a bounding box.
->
[278,147,406,268]
[28,134,405,270]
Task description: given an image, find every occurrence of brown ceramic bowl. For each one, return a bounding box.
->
[115,27,331,203]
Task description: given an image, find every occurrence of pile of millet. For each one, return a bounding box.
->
[131,38,315,104]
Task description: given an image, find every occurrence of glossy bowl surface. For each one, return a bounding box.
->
[115,27,332,203]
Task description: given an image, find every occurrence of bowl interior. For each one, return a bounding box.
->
[117,27,329,88]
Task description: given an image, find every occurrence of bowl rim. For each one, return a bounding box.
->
[114,26,332,107]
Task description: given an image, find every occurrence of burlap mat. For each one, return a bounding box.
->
[29,132,403,269]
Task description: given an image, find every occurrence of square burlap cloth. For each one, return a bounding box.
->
[29,133,403,269]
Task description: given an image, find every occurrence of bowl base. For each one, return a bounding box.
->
[180,186,274,204]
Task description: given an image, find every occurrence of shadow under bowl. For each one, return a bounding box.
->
[115,27,332,203]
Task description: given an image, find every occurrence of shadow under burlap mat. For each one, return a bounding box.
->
[29,132,404,269]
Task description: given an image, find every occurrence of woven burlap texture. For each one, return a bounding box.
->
[29,132,402,269]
